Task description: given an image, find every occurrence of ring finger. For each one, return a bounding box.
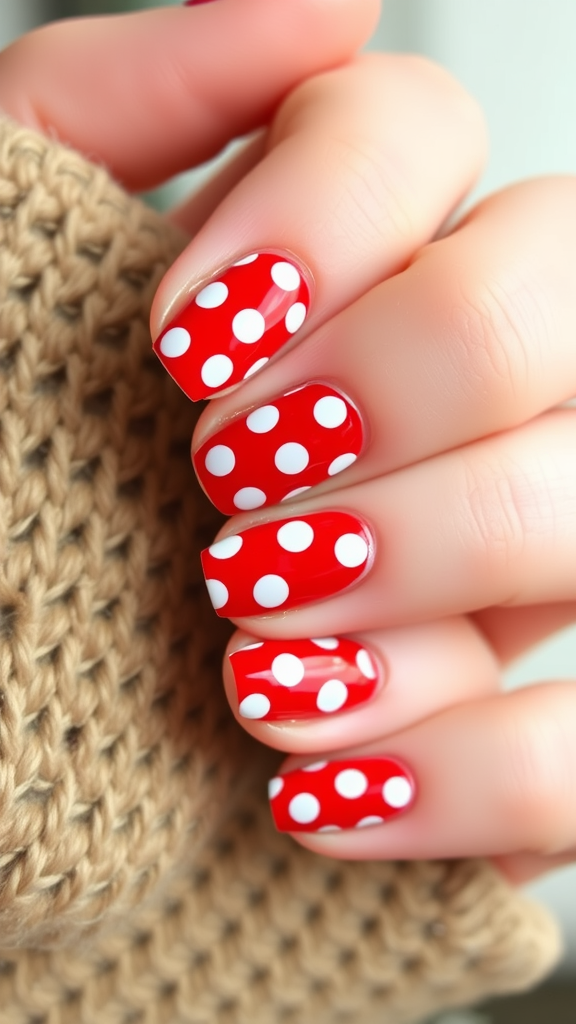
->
[224,616,500,752]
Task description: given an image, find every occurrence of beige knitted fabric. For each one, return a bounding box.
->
[0,117,561,1023]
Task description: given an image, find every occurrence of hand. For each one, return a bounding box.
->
[147,10,576,884]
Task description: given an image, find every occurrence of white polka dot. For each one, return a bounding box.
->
[316,679,348,713]
[241,642,264,651]
[356,648,377,679]
[302,761,328,772]
[277,520,314,552]
[195,281,229,308]
[208,535,243,559]
[205,444,235,476]
[233,487,267,510]
[246,405,280,433]
[201,354,234,388]
[159,327,191,358]
[313,395,348,428]
[383,776,413,809]
[234,253,259,266]
[205,579,229,610]
[274,442,309,475]
[239,693,271,719]
[271,261,300,291]
[328,453,357,477]
[281,486,311,502]
[334,533,369,568]
[318,825,341,832]
[232,308,265,344]
[334,768,368,799]
[243,357,269,379]
[311,637,339,650]
[271,653,305,688]
[268,776,284,799]
[253,574,289,608]
[285,302,307,334]
[288,792,320,824]
[356,816,384,828]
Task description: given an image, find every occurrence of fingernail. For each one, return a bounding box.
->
[201,511,374,618]
[153,252,311,402]
[183,1,218,6]
[268,758,415,832]
[194,383,364,514]
[230,636,380,721]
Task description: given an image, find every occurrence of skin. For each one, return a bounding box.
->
[2,0,574,887]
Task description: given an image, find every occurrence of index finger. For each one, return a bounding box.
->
[0,0,379,190]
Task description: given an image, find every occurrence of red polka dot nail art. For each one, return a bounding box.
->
[269,758,415,832]
[193,382,364,514]
[201,511,374,618]
[153,252,311,401]
[229,636,380,721]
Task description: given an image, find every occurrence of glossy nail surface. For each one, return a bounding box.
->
[269,758,415,832]
[194,383,364,514]
[153,252,310,401]
[230,636,380,721]
[201,511,374,618]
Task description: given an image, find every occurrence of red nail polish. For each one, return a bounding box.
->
[269,757,415,832]
[230,636,380,721]
[201,511,374,618]
[194,382,364,514]
[153,252,311,401]
[183,1,217,6]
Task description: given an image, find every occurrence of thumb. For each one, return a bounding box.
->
[0,0,380,190]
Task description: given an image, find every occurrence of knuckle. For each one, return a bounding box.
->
[456,451,532,579]
[450,275,539,404]
[328,134,414,248]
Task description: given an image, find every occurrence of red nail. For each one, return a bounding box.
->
[183,1,218,6]
[194,383,364,514]
[153,252,311,401]
[269,758,415,832]
[230,636,380,721]
[201,511,374,618]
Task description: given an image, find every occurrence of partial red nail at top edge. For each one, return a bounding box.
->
[153,252,311,402]
[193,382,365,514]
[201,510,374,618]
[269,757,415,832]
[183,1,218,6]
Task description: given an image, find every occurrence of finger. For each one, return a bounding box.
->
[192,178,576,513]
[151,54,486,399]
[269,682,576,858]
[199,410,576,633]
[494,849,576,885]
[222,617,500,753]
[472,603,576,664]
[0,0,378,190]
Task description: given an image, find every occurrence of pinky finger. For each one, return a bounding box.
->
[271,682,576,860]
